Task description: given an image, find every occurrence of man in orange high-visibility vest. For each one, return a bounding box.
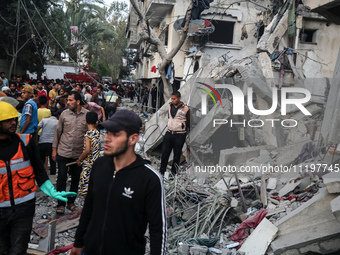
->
[0,101,76,255]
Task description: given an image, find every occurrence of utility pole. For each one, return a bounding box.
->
[95,40,98,73]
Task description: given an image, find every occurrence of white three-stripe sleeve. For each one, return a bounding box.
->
[145,164,167,255]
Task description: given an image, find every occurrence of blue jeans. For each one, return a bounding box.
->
[56,155,82,207]
[0,199,35,255]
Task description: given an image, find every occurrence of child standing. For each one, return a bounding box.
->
[77,112,101,197]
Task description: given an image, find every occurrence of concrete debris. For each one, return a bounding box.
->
[238,218,278,255]
[271,188,340,254]
[219,146,274,168]
[322,172,340,193]
[330,195,340,223]
[257,11,288,54]
[190,98,231,147]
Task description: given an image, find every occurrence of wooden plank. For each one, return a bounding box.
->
[27,248,46,255]
[238,218,278,255]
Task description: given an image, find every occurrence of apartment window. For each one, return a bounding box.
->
[203,20,234,44]
[299,29,317,43]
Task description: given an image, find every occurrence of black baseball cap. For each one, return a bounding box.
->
[99,109,142,134]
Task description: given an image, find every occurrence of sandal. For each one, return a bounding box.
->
[66,203,78,212]
[56,206,65,214]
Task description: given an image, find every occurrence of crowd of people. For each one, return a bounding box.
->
[0,71,191,255]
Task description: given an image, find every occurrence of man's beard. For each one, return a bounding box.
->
[0,124,17,135]
[104,138,129,158]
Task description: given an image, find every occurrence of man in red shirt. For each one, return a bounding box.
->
[36,81,50,108]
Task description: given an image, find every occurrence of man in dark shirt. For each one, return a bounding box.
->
[71,109,167,255]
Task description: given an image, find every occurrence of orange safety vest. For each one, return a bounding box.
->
[0,133,38,207]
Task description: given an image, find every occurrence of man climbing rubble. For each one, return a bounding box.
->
[0,101,76,255]
[71,109,167,255]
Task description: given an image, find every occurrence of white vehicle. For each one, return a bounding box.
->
[102,76,112,83]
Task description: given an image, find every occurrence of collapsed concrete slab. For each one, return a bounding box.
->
[271,188,340,254]
[274,139,311,166]
[331,195,340,223]
[322,172,340,193]
[238,218,278,255]
[257,11,288,54]
[190,99,231,147]
[219,145,274,167]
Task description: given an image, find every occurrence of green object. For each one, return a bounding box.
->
[40,180,77,202]
[288,0,296,39]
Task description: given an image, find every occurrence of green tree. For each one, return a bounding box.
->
[90,1,134,79]
[63,0,117,70]
[0,0,57,77]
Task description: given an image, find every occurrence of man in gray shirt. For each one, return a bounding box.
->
[52,91,88,214]
[38,111,59,175]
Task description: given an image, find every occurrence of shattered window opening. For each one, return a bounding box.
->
[299,29,317,44]
[202,20,235,44]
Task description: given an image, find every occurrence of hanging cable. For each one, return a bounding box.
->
[19,0,69,79]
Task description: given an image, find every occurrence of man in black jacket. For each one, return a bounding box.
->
[0,101,75,254]
[71,109,167,255]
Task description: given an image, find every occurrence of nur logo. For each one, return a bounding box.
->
[197,82,223,115]
[198,83,312,116]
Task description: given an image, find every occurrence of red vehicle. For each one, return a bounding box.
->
[64,71,100,83]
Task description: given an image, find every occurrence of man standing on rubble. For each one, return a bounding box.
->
[71,109,167,255]
[52,91,88,214]
[160,91,190,175]
[0,101,76,254]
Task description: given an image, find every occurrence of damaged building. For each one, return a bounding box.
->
[124,0,340,254]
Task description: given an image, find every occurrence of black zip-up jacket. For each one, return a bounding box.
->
[74,155,167,255]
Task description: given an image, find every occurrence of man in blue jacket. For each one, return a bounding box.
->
[20,85,38,136]
[71,109,167,255]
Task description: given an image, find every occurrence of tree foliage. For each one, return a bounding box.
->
[0,0,129,79]
[0,0,56,76]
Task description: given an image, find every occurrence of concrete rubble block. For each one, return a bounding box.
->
[291,104,322,121]
[219,145,275,168]
[257,11,288,54]
[189,245,208,255]
[267,178,277,190]
[285,121,310,145]
[178,243,190,255]
[238,218,278,255]
[318,236,340,254]
[330,195,340,223]
[271,188,340,254]
[234,59,274,106]
[274,139,311,166]
[189,98,231,147]
[302,51,324,78]
[303,78,327,105]
[322,172,340,193]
